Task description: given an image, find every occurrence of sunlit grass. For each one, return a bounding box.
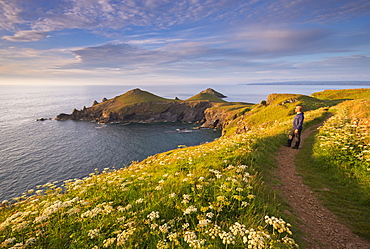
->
[295,99,370,239]
[1,90,368,248]
[0,128,299,248]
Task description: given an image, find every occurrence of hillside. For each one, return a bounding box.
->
[1,88,370,248]
[56,88,250,129]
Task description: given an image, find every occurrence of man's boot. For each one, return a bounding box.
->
[292,141,300,149]
[285,139,292,147]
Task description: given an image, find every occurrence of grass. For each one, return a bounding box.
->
[97,89,173,113]
[186,93,227,103]
[311,88,370,101]
[1,88,369,248]
[294,100,370,240]
[0,130,299,248]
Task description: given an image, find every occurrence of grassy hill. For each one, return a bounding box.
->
[1,88,369,248]
[186,92,227,103]
[311,88,370,100]
[95,88,174,113]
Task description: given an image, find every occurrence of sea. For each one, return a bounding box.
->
[0,83,368,201]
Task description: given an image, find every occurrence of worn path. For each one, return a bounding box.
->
[274,121,370,248]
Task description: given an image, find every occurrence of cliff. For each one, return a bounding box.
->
[55,88,251,129]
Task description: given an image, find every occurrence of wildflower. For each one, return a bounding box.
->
[197,218,211,228]
[2,237,16,246]
[155,185,163,190]
[157,240,170,249]
[103,238,116,248]
[88,229,100,239]
[159,223,170,234]
[117,228,136,246]
[196,184,203,189]
[243,228,269,248]
[169,193,177,198]
[206,224,221,239]
[204,213,214,221]
[183,231,205,248]
[135,198,144,204]
[147,211,160,220]
[241,201,249,207]
[151,223,159,230]
[219,231,236,245]
[265,216,292,234]
[230,222,247,236]
[25,237,36,246]
[168,232,179,244]
[216,195,227,202]
[182,223,190,230]
[183,205,197,215]
[34,214,49,223]
[282,236,298,246]
[232,195,243,201]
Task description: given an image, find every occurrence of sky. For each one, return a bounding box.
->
[1,0,370,85]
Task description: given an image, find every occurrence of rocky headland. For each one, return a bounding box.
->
[55,88,251,129]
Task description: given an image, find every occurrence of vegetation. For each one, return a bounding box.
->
[296,98,370,239]
[96,89,173,113]
[311,88,370,101]
[186,92,226,103]
[1,88,370,248]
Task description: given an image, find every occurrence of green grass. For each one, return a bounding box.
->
[0,130,299,248]
[1,89,369,248]
[98,89,173,112]
[186,92,227,103]
[311,88,370,101]
[294,103,370,240]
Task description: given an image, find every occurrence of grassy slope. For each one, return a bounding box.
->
[1,88,369,248]
[186,92,227,103]
[96,89,174,113]
[295,97,370,240]
[311,88,370,101]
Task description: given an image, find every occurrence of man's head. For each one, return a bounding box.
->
[295,106,303,113]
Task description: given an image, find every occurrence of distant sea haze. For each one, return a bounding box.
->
[241,81,370,88]
[0,83,367,201]
[242,81,370,85]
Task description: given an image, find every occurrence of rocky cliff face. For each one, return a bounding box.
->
[55,88,246,129]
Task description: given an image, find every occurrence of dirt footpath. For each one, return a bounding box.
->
[274,123,370,249]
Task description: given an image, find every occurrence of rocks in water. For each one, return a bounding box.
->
[36,118,52,121]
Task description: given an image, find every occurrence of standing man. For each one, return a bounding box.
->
[285,106,304,149]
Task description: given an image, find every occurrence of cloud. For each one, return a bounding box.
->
[233,27,335,57]
[0,0,23,29]
[2,0,370,42]
[2,30,48,42]
[70,43,175,68]
[297,55,370,70]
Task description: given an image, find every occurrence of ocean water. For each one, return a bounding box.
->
[0,84,366,201]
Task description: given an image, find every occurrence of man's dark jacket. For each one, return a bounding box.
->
[293,112,304,130]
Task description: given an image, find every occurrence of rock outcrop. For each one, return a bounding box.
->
[56,88,249,129]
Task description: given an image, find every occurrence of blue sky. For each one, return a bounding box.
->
[1,0,370,85]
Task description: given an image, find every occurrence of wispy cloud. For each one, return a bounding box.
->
[0,0,23,30]
[0,0,369,84]
[2,30,48,42]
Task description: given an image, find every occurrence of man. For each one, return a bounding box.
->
[285,106,304,149]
